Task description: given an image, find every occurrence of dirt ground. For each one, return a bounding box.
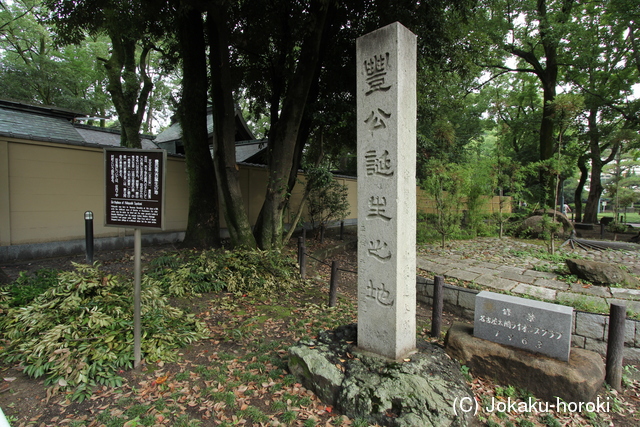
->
[1,233,639,426]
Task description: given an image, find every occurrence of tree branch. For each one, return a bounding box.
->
[0,3,36,32]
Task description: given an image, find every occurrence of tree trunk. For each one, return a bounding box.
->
[101,30,152,149]
[282,135,325,244]
[507,0,573,202]
[574,154,588,223]
[583,163,604,224]
[177,3,220,249]
[629,24,640,75]
[582,108,619,223]
[539,79,557,162]
[253,0,332,250]
[207,4,256,248]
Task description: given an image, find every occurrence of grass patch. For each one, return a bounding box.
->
[557,294,611,314]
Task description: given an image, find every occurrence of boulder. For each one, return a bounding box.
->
[289,324,475,427]
[445,323,604,403]
[566,258,640,287]
[533,209,573,232]
[288,344,345,405]
[516,211,573,239]
[600,216,614,226]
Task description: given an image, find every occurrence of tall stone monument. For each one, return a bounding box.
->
[357,22,417,360]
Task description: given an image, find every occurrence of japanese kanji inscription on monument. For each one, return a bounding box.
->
[356,22,417,360]
[474,291,574,361]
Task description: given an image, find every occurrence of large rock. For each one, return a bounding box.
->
[445,323,604,403]
[516,211,573,239]
[288,343,345,405]
[566,258,640,287]
[289,324,475,427]
[533,209,573,231]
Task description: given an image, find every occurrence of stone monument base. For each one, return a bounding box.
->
[288,324,475,427]
[445,323,604,403]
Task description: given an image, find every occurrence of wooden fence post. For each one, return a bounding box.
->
[300,244,307,279]
[431,276,444,338]
[297,236,304,265]
[606,303,626,391]
[329,261,339,307]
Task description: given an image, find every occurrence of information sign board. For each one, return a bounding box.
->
[104,148,166,229]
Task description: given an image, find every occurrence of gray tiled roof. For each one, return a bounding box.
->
[154,121,183,143]
[75,126,158,150]
[0,105,85,144]
[0,100,159,150]
[235,140,266,162]
[155,115,214,144]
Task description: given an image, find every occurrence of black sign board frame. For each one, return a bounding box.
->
[104,148,166,230]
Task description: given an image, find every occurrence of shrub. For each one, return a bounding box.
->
[151,249,299,297]
[0,263,207,401]
[306,168,350,231]
[421,161,465,248]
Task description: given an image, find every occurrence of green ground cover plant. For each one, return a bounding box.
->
[0,263,207,402]
[2,268,60,307]
[0,248,303,404]
[148,248,298,296]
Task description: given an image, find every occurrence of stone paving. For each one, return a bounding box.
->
[416,237,640,314]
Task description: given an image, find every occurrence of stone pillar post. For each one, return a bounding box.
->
[356,22,417,360]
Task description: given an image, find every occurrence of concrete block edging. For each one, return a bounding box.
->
[416,276,640,361]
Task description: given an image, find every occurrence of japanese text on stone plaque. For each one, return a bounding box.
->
[478,308,564,351]
[474,291,573,361]
[363,52,393,131]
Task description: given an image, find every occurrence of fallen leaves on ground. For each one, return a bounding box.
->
[2,235,639,426]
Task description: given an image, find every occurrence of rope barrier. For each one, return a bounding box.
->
[301,248,357,274]
[303,251,357,275]
[303,251,333,267]
[297,243,447,334]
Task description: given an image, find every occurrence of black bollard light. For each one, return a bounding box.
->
[84,211,94,264]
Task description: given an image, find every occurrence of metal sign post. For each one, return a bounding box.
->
[104,148,166,368]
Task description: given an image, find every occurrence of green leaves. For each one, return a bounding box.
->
[305,168,351,231]
[151,249,299,297]
[1,268,60,307]
[0,263,207,401]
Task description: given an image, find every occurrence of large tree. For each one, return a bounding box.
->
[476,0,575,166]
[564,0,638,222]
[248,0,335,250]
[0,0,112,114]
[174,0,220,248]
[43,0,168,148]
[206,1,256,248]
[40,0,221,246]
[230,0,476,249]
